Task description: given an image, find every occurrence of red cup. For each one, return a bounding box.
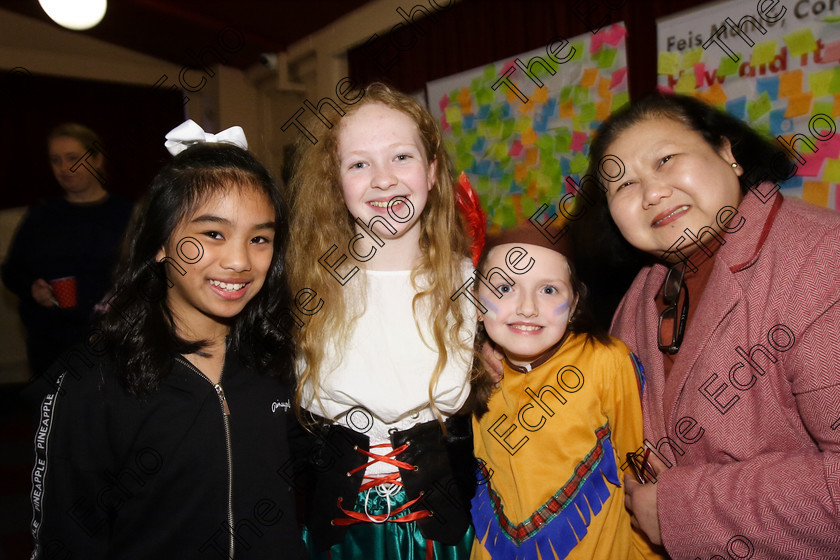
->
[49,276,78,308]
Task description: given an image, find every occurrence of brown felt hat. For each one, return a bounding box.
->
[481,219,574,265]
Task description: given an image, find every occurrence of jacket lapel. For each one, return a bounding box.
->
[659,190,782,428]
[661,260,742,426]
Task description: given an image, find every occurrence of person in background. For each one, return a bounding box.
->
[1,123,133,376]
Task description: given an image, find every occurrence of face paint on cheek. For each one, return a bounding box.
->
[553,300,571,324]
[479,295,500,321]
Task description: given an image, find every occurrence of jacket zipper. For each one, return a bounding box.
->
[177,357,234,559]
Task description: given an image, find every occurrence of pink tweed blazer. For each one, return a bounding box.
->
[611,190,840,559]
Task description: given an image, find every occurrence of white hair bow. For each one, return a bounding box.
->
[164,119,248,155]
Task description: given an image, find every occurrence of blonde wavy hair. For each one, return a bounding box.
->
[287,82,471,423]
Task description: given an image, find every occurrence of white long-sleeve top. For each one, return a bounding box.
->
[301,265,476,477]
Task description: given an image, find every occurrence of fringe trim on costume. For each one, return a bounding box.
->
[471,424,619,560]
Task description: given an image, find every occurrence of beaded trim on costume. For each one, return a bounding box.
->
[471,422,620,560]
[629,352,646,395]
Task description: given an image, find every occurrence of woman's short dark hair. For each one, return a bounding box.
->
[97,142,295,395]
[575,93,795,265]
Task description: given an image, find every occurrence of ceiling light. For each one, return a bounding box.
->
[39,0,107,31]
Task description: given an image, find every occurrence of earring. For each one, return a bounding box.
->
[731,162,739,168]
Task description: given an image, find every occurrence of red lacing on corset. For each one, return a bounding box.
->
[332,443,431,525]
[331,443,437,559]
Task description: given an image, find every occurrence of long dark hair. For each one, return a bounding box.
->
[97,143,295,395]
[575,93,795,266]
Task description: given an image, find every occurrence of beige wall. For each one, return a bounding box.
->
[0,1,444,382]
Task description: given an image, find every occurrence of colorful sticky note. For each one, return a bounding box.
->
[612,91,630,111]
[476,88,494,106]
[756,76,779,100]
[768,108,787,135]
[591,30,607,54]
[718,54,741,77]
[444,106,462,125]
[570,131,587,152]
[580,67,599,87]
[605,24,627,46]
[693,63,706,86]
[514,162,528,182]
[610,67,627,89]
[502,119,516,138]
[598,48,617,69]
[532,85,548,104]
[746,91,772,121]
[535,171,552,191]
[822,39,840,63]
[573,85,590,105]
[778,70,803,98]
[658,51,680,75]
[824,159,840,183]
[579,102,596,122]
[570,153,589,174]
[802,182,830,206]
[784,28,818,57]
[819,135,840,159]
[784,91,813,118]
[751,40,777,67]
[525,146,538,166]
[598,77,611,99]
[595,99,611,120]
[521,128,538,146]
[536,134,554,152]
[509,140,523,157]
[515,116,532,133]
[569,41,584,63]
[726,96,747,119]
[808,69,835,98]
[555,130,572,153]
[680,47,704,71]
[491,141,507,160]
[798,151,825,177]
[702,82,728,105]
[674,72,696,94]
[505,86,523,105]
[779,175,803,190]
[560,98,574,119]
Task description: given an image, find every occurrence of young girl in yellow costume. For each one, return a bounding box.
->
[470,224,664,560]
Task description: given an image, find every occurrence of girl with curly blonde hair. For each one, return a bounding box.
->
[287,83,477,559]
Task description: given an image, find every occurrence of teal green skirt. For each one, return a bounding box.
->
[303,486,474,559]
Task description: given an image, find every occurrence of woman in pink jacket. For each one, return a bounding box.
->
[576,94,840,559]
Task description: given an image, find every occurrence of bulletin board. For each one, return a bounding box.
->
[427,23,629,230]
[657,0,840,209]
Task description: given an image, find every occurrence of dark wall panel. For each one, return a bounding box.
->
[0,70,185,209]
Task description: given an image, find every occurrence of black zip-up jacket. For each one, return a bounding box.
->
[29,346,304,559]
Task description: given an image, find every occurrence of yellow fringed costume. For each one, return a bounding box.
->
[471,333,664,560]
